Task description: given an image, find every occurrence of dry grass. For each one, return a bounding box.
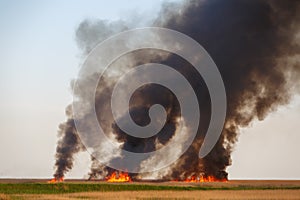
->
[9,190,300,200]
[0,194,11,200]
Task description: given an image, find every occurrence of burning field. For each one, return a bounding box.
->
[1,0,300,200]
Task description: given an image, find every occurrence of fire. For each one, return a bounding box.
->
[106,171,131,182]
[184,175,227,182]
[48,177,64,183]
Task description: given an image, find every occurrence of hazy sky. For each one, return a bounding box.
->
[0,0,299,179]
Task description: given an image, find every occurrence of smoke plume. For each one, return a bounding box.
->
[53,106,83,179]
[53,0,300,180]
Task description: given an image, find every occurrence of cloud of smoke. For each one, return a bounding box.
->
[53,0,300,180]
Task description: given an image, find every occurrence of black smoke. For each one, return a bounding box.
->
[53,0,300,180]
[53,106,83,179]
[154,0,300,180]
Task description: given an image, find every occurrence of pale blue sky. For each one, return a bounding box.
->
[0,0,299,179]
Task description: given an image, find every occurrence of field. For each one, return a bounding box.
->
[0,180,300,200]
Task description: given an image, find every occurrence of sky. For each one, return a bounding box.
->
[0,0,299,179]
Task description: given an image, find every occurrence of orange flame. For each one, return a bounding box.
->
[48,177,64,183]
[106,171,131,182]
[184,175,227,182]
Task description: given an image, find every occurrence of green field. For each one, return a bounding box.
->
[1,183,300,194]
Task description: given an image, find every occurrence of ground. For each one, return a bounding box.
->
[0,179,299,200]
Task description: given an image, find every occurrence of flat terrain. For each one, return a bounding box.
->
[0,179,299,200]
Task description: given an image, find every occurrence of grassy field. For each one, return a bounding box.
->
[0,180,300,200]
[1,190,300,200]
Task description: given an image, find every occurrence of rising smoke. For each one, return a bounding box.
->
[53,0,300,180]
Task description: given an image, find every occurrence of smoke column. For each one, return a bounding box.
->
[53,0,300,180]
[152,0,300,180]
[53,106,83,179]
